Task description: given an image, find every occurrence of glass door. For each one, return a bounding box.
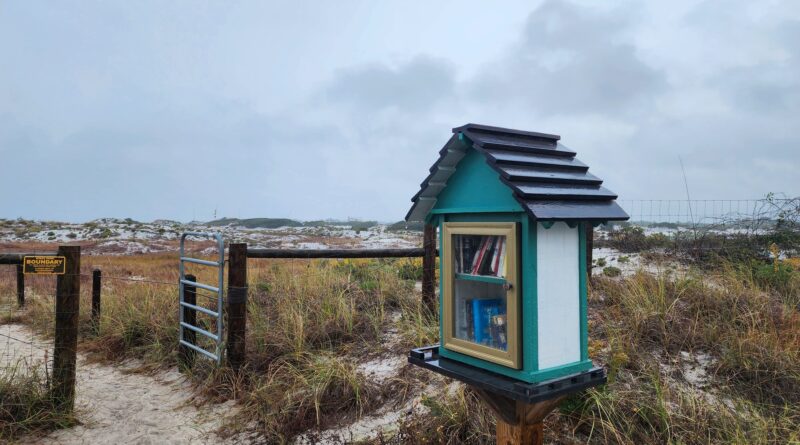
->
[442,222,519,369]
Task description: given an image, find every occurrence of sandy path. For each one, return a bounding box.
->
[1,324,242,445]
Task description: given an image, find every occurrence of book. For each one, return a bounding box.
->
[465,299,474,342]
[491,237,505,276]
[458,235,464,273]
[494,238,506,278]
[470,236,489,274]
[460,236,476,274]
[472,298,504,346]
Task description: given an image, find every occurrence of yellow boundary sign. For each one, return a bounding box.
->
[23,256,66,275]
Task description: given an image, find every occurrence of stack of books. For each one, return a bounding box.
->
[454,235,507,277]
[456,297,507,350]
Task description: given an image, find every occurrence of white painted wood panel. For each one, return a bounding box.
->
[536,222,580,369]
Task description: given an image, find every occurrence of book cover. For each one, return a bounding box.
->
[470,236,489,274]
[498,238,507,278]
[491,236,503,276]
[472,298,503,345]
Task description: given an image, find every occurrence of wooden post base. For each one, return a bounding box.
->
[474,388,564,445]
[496,420,543,445]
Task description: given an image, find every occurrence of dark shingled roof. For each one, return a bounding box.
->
[405,123,629,222]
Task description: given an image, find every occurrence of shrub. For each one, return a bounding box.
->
[607,226,671,252]
[603,266,621,277]
[396,258,423,281]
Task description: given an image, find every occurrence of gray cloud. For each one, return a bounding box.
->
[468,1,666,116]
[322,55,456,112]
[1,1,799,223]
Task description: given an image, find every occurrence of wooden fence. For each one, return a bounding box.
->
[223,225,439,368]
[0,247,80,412]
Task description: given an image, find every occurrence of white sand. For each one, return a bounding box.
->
[1,324,243,445]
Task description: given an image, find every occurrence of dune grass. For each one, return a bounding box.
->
[558,261,800,444]
[385,259,800,445]
[1,254,436,442]
[0,362,76,440]
[1,250,798,443]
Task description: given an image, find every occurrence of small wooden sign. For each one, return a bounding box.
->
[23,256,66,275]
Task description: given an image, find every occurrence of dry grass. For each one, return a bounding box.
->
[1,248,798,444]
[1,253,434,442]
[389,260,800,445]
[0,362,77,441]
[562,262,800,444]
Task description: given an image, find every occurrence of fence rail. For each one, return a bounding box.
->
[0,252,58,265]
[246,247,434,259]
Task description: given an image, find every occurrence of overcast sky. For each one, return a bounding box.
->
[1,1,798,223]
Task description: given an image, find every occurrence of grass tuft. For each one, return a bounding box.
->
[0,362,77,441]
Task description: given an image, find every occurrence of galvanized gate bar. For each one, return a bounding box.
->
[180,257,219,267]
[179,232,224,364]
[179,340,219,361]
[180,279,220,293]
[179,301,219,317]
[180,322,220,341]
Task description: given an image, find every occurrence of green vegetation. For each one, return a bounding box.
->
[604,226,671,252]
[387,220,424,232]
[206,217,386,231]
[602,266,621,277]
[568,263,800,444]
[0,364,76,440]
[3,247,798,443]
[206,217,304,229]
[395,387,494,444]
[304,220,379,231]
[596,257,607,267]
[8,255,437,442]
[388,257,800,444]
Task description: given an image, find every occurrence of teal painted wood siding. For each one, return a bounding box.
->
[430,141,592,383]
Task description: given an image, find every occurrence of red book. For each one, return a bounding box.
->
[471,236,490,274]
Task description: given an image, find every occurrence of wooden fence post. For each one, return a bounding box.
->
[16,264,24,306]
[422,224,436,313]
[227,243,248,371]
[179,274,197,369]
[52,245,79,411]
[91,269,101,330]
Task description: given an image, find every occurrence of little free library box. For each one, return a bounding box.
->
[406,123,629,403]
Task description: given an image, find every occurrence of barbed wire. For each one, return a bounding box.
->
[0,331,49,351]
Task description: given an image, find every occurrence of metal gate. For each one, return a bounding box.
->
[179,232,224,363]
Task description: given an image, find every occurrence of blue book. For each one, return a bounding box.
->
[472,298,503,345]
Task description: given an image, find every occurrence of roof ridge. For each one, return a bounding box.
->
[453,123,561,141]
[406,125,629,222]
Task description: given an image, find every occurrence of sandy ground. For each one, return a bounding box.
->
[1,324,243,445]
[592,247,687,277]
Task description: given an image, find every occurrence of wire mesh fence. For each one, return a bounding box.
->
[600,197,800,258]
[617,197,799,230]
[0,267,55,387]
